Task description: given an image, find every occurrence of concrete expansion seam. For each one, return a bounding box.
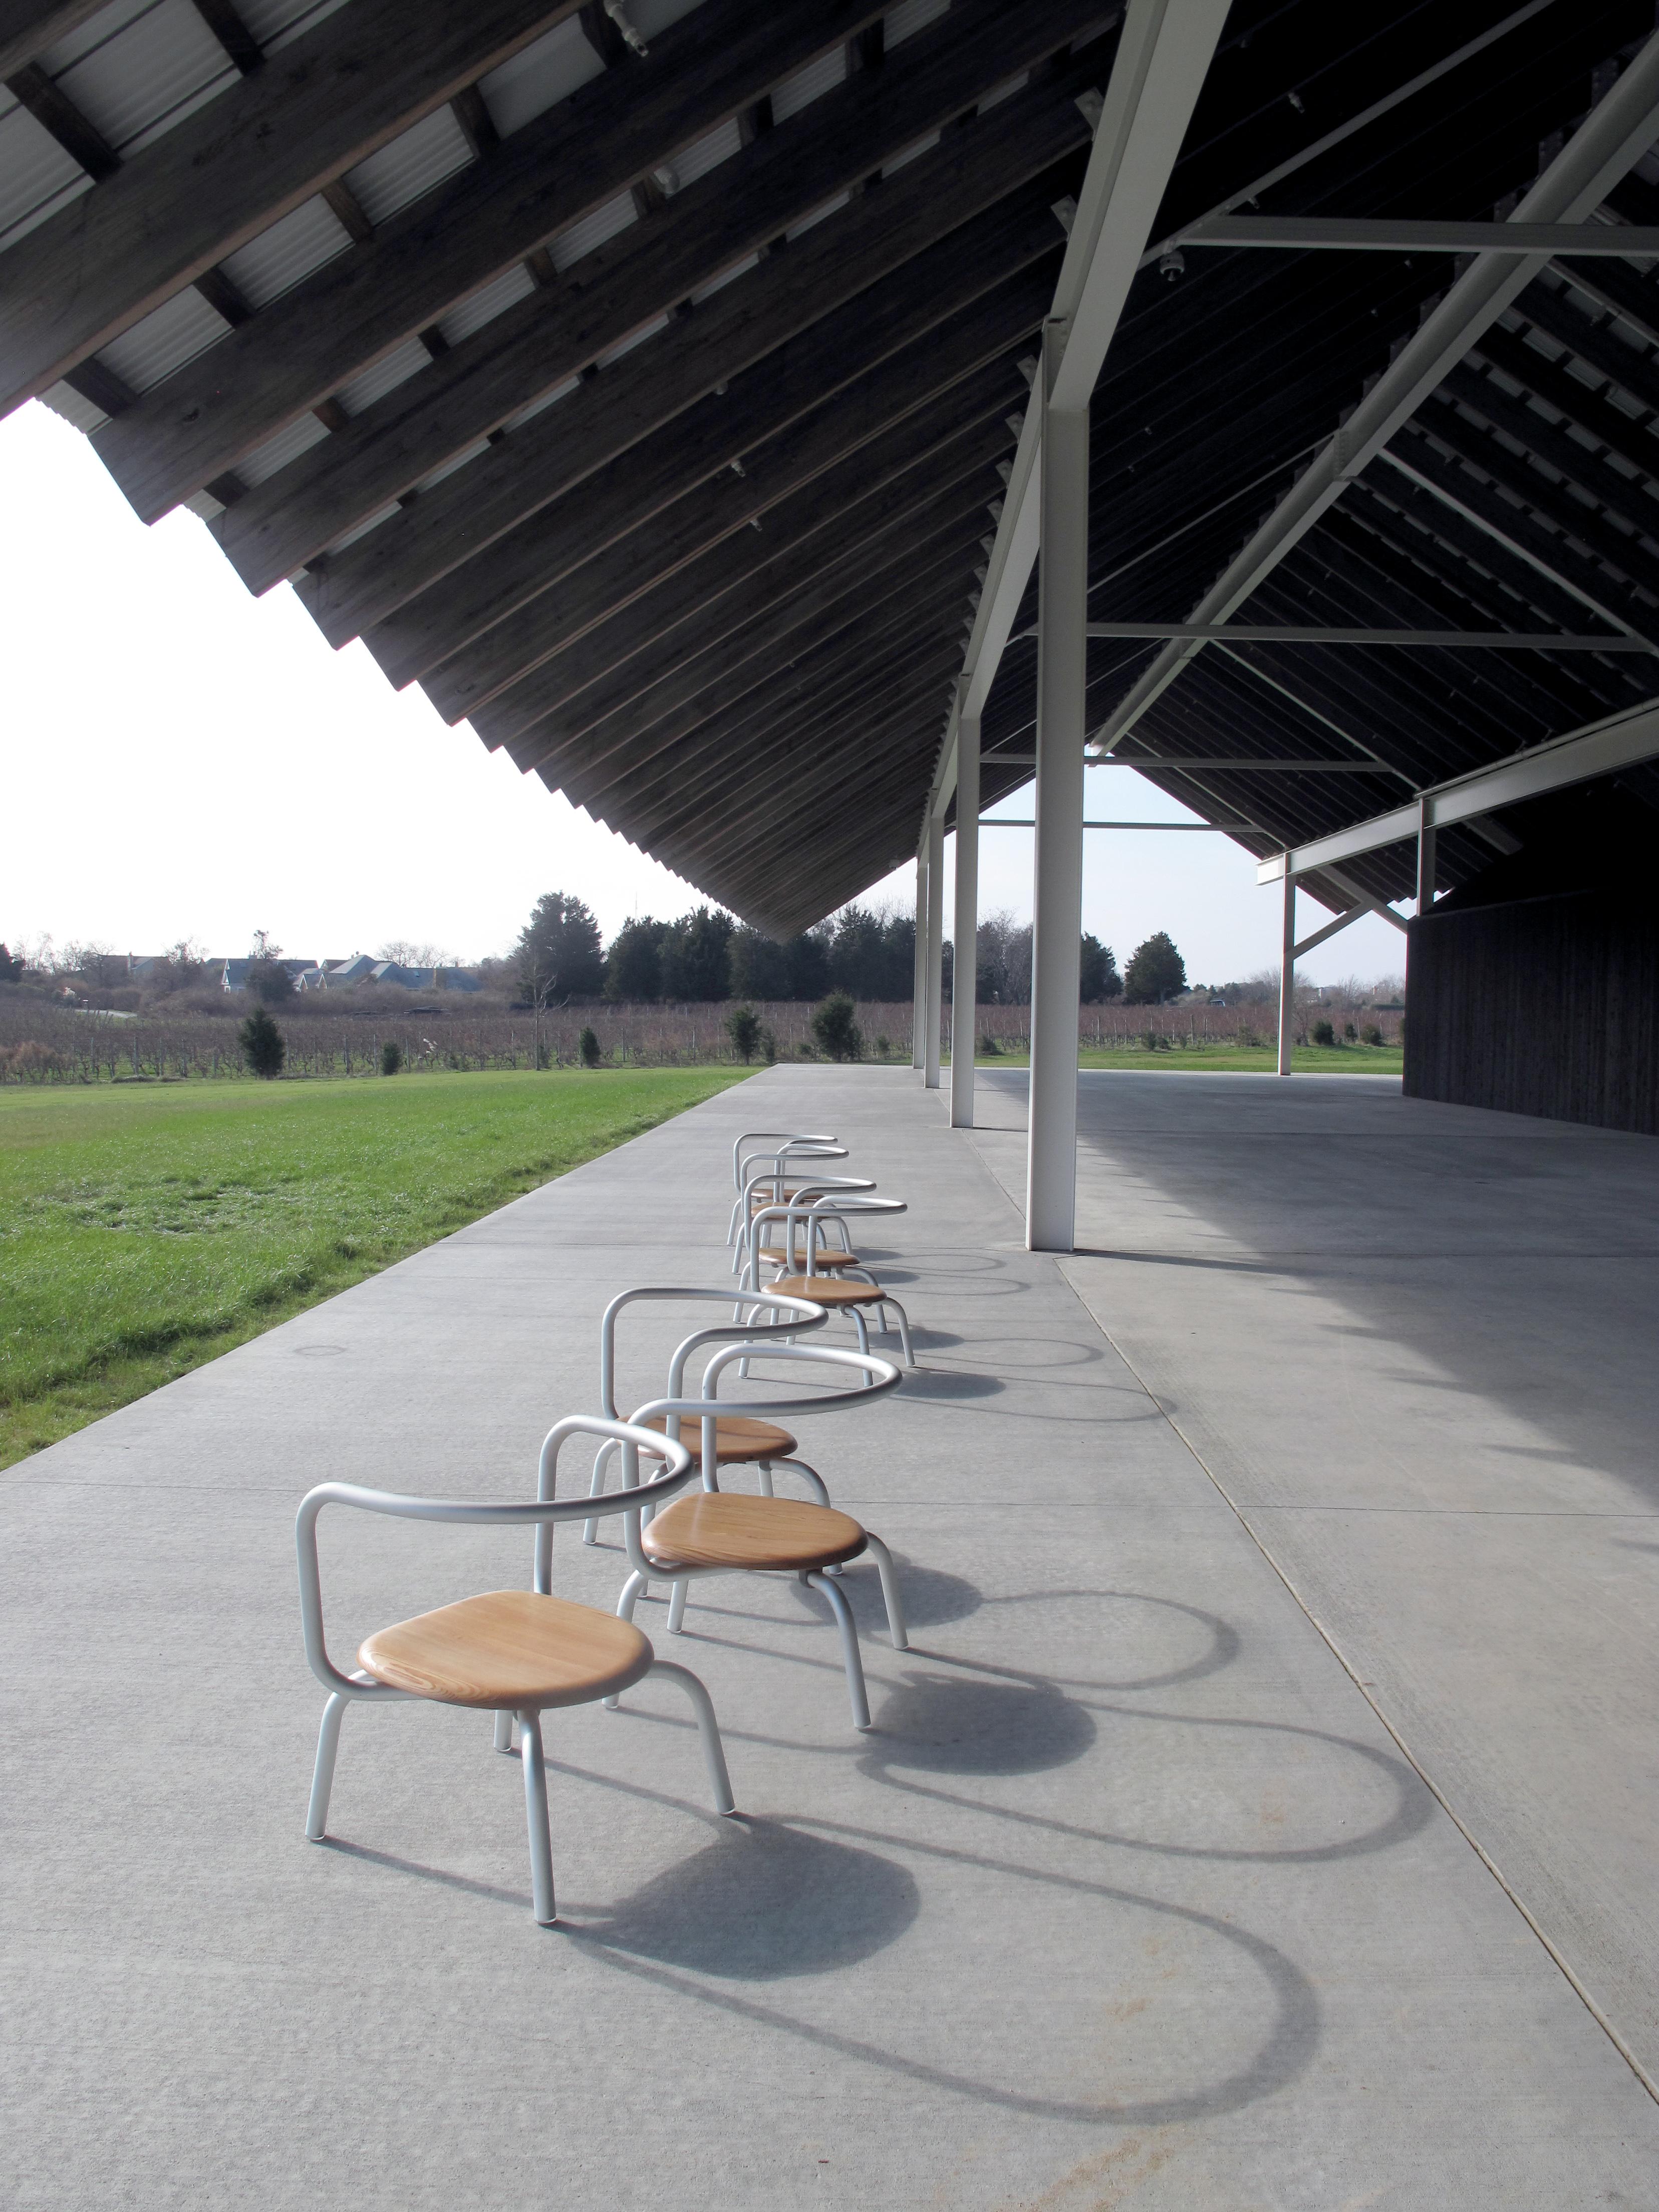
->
[1051,1252,1659,2114]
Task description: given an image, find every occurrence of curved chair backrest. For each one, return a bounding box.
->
[735,1172,875,1269]
[743,1196,908,1285]
[628,1341,901,1524]
[597,1284,827,1421]
[295,1415,695,1698]
[731,1130,840,1193]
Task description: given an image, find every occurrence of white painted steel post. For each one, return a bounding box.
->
[1416,796,1437,914]
[923,809,944,1090]
[950,709,980,1128]
[911,853,926,1069]
[1277,869,1295,1076]
[1026,320,1088,1251]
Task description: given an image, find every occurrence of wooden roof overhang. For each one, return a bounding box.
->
[7,0,1659,934]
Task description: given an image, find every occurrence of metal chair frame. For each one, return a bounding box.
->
[741,1197,916,1368]
[725,1133,847,1247]
[612,1341,909,1730]
[583,1285,831,1541]
[731,1172,875,1274]
[296,1415,733,1926]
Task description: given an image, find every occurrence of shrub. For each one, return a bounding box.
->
[380,1039,403,1075]
[759,1025,777,1065]
[1311,1019,1335,1047]
[873,1033,892,1058]
[238,1005,286,1079]
[726,1003,761,1062]
[579,1025,602,1068]
[810,991,862,1062]
[1343,1021,1357,1041]
[1362,1023,1384,1047]
[979,1033,1003,1056]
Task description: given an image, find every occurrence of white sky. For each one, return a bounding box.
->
[4,401,1404,984]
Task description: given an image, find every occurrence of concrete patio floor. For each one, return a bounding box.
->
[6,1065,1658,2207]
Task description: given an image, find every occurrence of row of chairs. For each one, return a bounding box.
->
[295,1125,915,1926]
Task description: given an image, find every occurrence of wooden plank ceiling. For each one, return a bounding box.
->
[8,0,1659,933]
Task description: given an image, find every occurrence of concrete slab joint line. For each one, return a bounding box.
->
[11,1065,1659,2204]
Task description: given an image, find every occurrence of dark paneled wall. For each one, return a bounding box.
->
[1405,892,1659,1134]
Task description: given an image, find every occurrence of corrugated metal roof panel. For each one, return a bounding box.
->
[344,104,474,228]
[478,14,603,139]
[240,0,348,47]
[219,194,353,311]
[39,380,107,433]
[631,0,710,40]
[884,129,940,179]
[596,310,670,368]
[551,187,637,271]
[96,283,230,391]
[786,190,848,244]
[0,99,88,252]
[36,0,154,71]
[56,0,235,160]
[438,262,538,347]
[690,249,759,305]
[887,0,953,48]
[336,336,432,417]
[503,372,580,432]
[415,435,493,493]
[233,407,332,487]
[771,47,846,125]
[674,115,741,188]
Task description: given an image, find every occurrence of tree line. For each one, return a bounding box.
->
[515,894,1188,1008]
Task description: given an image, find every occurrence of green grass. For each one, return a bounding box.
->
[969,1043,1405,1073]
[0,1067,747,1469]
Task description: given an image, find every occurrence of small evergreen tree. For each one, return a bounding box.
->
[1078,934,1123,1003]
[1123,931,1187,1005]
[579,1025,602,1068]
[759,1025,778,1064]
[516,892,605,1002]
[381,1040,403,1074]
[0,943,24,983]
[605,916,666,1002]
[726,1004,761,1062]
[239,1004,286,1079]
[811,990,862,1062]
[1311,1018,1336,1046]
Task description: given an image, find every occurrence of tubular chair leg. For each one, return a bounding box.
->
[882,1297,916,1368]
[583,1441,618,1545]
[806,1570,872,1730]
[518,1709,556,1925]
[306,1692,349,1840]
[607,1570,649,1707]
[648,1660,736,1814]
[756,1459,775,1498]
[853,1308,870,1355]
[771,1456,829,1507]
[863,1532,910,1650]
[493,1709,515,1753]
[667,1577,690,1634]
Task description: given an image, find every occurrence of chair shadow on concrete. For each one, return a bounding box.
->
[565,1817,920,1978]
[885,1364,1003,1400]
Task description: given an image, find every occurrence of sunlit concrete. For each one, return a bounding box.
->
[5,1067,1656,2208]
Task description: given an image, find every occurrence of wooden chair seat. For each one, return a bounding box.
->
[640,1412,797,1464]
[768,1273,887,1308]
[757,1245,861,1269]
[358,1590,652,1710]
[747,1184,814,1208]
[641,1492,868,1572]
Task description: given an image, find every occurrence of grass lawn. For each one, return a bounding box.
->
[0,1067,747,1469]
[967,1044,1405,1074]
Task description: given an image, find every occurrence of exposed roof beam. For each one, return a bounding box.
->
[93,0,891,524]
[357,229,1063,689]
[1097,29,1659,749]
[299,99,1089,652]
[1177,214,1659,255]
[0,2,107,82]
[188,0,263,78]
[1257,696,1659,880]
[988,755,1412,770]
[1074,622,1652,648]
[954,0,1232,748]
[0,0,578,415]
[3,60,117,176]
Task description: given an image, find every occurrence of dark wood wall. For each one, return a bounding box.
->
[1405,891,1659,1134]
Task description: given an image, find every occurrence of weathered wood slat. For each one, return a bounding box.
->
[455,365,1022,734]
[298,103,1086,652]
[93,0,886,520]
[527,490,1000,774]
[348,199,1067,689]
[0,1,106,82]
[209,0,1100,592]
[416,269,1049,716]
[0,0,577,416]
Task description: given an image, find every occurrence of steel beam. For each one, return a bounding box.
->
[1255,696,1659,882]
[1177,214,1659,255]
[1079,623,1651,650]
[950,700,980,1129]
[1096,31,1659,748]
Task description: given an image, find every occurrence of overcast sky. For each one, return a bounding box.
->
[4,401,1404,984]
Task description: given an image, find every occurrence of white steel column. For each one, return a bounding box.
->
[910,853,926,1069]
[923,811,944,1089]
[1416,796,1438,914]
[1026,319,1089,1251]
[1277,868,1296,1076]
[950,709,980,1128]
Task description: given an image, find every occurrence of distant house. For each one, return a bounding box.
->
[328,955,376,984]
[366,962,482,993]
[220,958,316,992]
